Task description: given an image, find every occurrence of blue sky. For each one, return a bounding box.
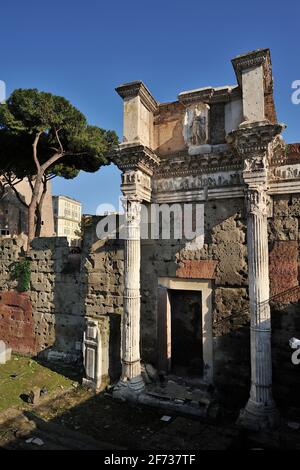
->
[1,0,299,213]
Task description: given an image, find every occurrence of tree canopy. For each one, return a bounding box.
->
[0,88,118,179]
[0,88,118,243]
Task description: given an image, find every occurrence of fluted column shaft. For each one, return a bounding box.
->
[118,198,144,393]
[240,186,278,428]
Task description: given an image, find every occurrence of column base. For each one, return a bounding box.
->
[113,375,145,402]
[237,398,280,431]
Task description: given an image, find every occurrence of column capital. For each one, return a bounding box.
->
[111,144,160,176]
[227,121,285,182]
[111,145,160,202]
[121,197,142,224]
[228,121,284,159]
[246,185,270,217]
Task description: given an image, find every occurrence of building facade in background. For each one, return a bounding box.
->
[52,195,82,244]
[0,178,54,237]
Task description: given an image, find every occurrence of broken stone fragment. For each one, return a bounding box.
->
[141,364,151,384]
[25,437,44,446]
[28,387,41,405]
[141,362,158,384]
[145,363,158,382]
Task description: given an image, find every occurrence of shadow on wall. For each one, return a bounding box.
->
[27,237,86,381]
[78,217,124,386]
[31,232,123,385]
[139,199,248,400]
[0,227,124,387]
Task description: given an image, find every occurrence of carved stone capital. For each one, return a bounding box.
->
[121,170,151,202]
[228,121,284,158]
[227,121,285,183]
[246,186,270,217]
[111,145,160,177]
[111,145,160,202]
[122,197,142,225]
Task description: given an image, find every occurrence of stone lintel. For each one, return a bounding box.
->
[115,81,158,113]
[269,180,300,195]
[231,48,271,87]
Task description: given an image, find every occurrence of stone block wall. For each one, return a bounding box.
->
[1,194,300,407]
[268,195,300,410]
[81,217,124,381]
[0,218,124,382]
[139,195,300,408]
[140,198,250,405]
[0,237,83,359]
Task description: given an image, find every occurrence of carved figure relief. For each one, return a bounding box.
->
[270,164,300,181]
[183,103,210,147]
[154,171,242,193]
[244,153,268,172]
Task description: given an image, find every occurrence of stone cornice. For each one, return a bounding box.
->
[154,151,242,178]
[232,48,270,86]
[178,85,241,105]
[110,144,160,176]
[115,81,158,113]
[270,142,300,167]
[227,121,285,157]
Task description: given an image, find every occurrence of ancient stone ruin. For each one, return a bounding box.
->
[1,48,300,431]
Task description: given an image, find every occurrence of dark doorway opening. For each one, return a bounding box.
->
[170,290,203,377]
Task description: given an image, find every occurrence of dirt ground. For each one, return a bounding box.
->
[1,356,300,450]
[0,385,241,450]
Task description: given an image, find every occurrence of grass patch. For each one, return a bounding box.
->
[0,354,74,412]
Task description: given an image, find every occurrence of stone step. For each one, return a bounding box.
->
[143,376,218,419]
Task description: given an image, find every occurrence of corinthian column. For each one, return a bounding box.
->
[114,197,144,397]
[228,120,285,429]
[238,183,279,429]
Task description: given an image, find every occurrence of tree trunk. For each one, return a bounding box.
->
[27,173,43,247]
[35,179,48,237]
